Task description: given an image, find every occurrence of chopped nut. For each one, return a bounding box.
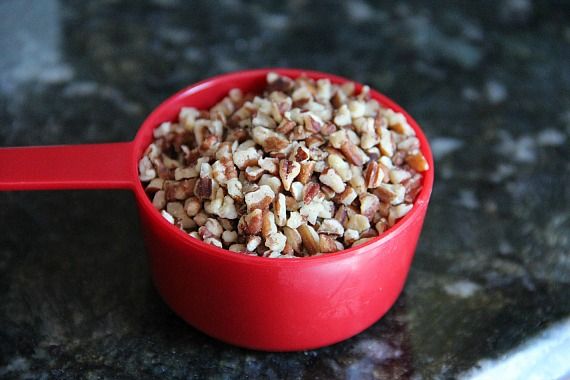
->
[388,203,413,225]
[265,232,287,253]
[252,126,289,153]
[239,209,263,235]
[346,214,370,233]
[319,234,339,253]
[319,168,346,193]
[278,160,301,191]
[233,147,261,170]
[246,235,262,252]
[152,190,166,210]
[274,193,287,226]
[286,211,304,229]
[229,243,246,252]
[318,219,345,236]
[364,161,384,188]
[297,161,316,184]
[244,166,265,182]
[303,182,320,204]
[283,226,302,253]
[139,156,157,181]
[389,168,412,184]
[344,229,360,245]
[333,104,352,127]
[262,211,278,237]
[327,154,352,182]
[226,178,243,200]
[161,210,175,224]
[340,140,366,167]
[336,186,358,206]
[405,152,429,172]
[194,177,213,200]
[359,193,380,219]
[352,237,373,247]
[245,185,275,212]
[374,183,405,205]
[297,224,320,255]
[290,181,305,201]
[258,157,279,174]
[258,174,282,194]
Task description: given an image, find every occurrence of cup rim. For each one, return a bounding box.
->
[131,68,434,265]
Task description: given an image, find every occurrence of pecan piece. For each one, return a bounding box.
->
[297,161,315,184]
[279,160,301,191]
[297,224,320,255]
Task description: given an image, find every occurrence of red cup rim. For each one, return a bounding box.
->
[132,68,434,266]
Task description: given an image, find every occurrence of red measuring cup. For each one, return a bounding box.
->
[0,69,434,351]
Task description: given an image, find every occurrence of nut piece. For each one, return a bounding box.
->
[286,211,304,229]
[346,214,370,233]
[283,226,302,253]
[364,161,384,188]
[303,182,320,205]
[252,127,289,152]
[245,185,275,212]
[297,161,316,184]
[297,224,320,255]
[222,230,238,244]
[233,147,260,170]
[319,234,339,253]
[318,219,345,236]
[262,211,278,238]
[279,160,301,191]
[229,243,246,252]
[336,186,358,206]
[246,235,262,252]
[359,193,380,219]
[327,154,352,182]
[344,229,360,245]
[265,232,287,253]
[405,152,429,172]
[239,209,263,235]
[319,168,346,193]
[274,193,287,227]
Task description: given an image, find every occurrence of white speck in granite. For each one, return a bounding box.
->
[537,128,566,146]
[444,280,481,298]
[345,0,374,22]
[431,137,464,160]
[462,86,481,101]
[455,190,480,210]
[352,339,402,361]
[490,163,516,183]
[0,356,30,377]
[485,80,508,104]
[461,318,570,380]
[496,131,536,163]
[259,13,289,30]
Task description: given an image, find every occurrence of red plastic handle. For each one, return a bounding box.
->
[0,142,135,191]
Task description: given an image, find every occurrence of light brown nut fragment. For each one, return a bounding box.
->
[349,165,367,194]
[204,237,223,248]
[283,226,302,253]
[297,161,315,184]
[229,243,246,252]
[334,205,349,226]
[265,232,287,253]
[274,193,287,226]
[389,168,412,184]
[319,234,339,253]
[327,154,352,182]
[258,157,279,175]
[244,185,275,212]
[290,181,304,201]
[165,179,196,201]
[246,235,262,252]
[335,186,358,206]
[379,128,394,157]
[174,167,196,181]
[262,211,278,238]
[329,129,347,149]
[258,174,282,194]
[276,119,296,134]
[286,211,304,229]
[344,229,360,245]
[285,196,300,211]
[319,168,346,193]
[193,211,209,226]
[252,126,289,153]
[279,160,301,191]
[152,190,166,210]
[374,183,405,205]
[222,230,238,244]
[212,158,238,185]
[244,166,265,182]
[194,177,213,200]
[340,140,365,167]
[290,145,311,163]
[146,178,164,194]
[226,178,243,200]
[202,218,223,238]
[318,218,345,236]
[238,209,263,235]
[183,197,200,216]
[233,147,260,170]
[388,203,413,226]
[139,156,157,181]
[167,202,195,229]
[333,104,352,127]
[405,152,429,172]
[303,182,320,204]
[359,193,380,220]
[352,237,373,247]
[346,214,370,233]
[375,220,388,234]
[297,224,320,255]
[364,161,384,188]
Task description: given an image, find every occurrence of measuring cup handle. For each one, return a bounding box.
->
[0,142,136,191]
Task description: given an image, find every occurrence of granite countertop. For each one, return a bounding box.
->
[1,0,569,378]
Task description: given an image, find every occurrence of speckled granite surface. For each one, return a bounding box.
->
[1,0,569,379]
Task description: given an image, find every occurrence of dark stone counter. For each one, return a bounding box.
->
[1,0,569,378]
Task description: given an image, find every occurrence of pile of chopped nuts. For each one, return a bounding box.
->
[139,73,428,258]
